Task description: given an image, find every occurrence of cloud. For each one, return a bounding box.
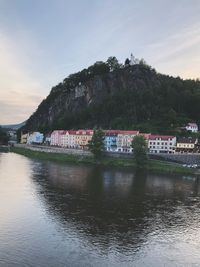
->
[0,32,44,124]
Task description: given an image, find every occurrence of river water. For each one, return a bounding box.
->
[0,152,200,267]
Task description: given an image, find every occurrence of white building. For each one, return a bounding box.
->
[60,130,77,148]
[148,135,176,154]
[185,123,198,133]
[27,132,44,144]
[116,130,139,152]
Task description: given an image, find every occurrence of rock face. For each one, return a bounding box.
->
[24,64,200,132]
[25,65,158,131]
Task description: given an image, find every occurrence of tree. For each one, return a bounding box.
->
[106,56,121,71]
[124,58,130,66]
[88,129,105,160]
[131,135,148,168]
[0,127,9,145]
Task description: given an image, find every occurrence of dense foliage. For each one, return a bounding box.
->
[0,127,9,145]
[131,135,148,168]
[23,56,200,135]
[88,129,105,160]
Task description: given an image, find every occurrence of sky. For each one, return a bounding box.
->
[0,0,200,125]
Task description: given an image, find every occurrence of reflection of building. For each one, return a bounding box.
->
[148,135,176,154]
[185,123,198,133]
[176,137,198,153]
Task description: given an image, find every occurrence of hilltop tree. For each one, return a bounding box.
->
[124,58,130,66]
[88,129,105,160]
[106,56,121,71]
[131,135,148,168]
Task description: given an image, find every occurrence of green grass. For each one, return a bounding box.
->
[0,146,8,152]
[11,146,198,176]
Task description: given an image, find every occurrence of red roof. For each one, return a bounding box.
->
[76,130,94,135]
[149,134,175,140]
[68,130,77,134]
[104,130,121,135]
[187,123,198,127]
[139,133,151,140]
[51,130,66,135]
[118,130,139,135]
[104,130,139,136]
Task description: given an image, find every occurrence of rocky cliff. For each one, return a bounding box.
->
[24,63,200,134]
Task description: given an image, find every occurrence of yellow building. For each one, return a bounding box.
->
[75,130,94,149]
[20,133,28,144]
[176,137,198,153]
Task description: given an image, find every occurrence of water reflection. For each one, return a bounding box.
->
[31,161,200,254]
[1,153,200,266]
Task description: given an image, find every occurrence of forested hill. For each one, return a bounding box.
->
[23,57,200,135]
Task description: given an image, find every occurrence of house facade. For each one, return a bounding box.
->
[61,130,77,148]
[116,131,139,152]
[148,135,176,154]
[176,137,198,153]
[75,130,94,149]
[50,130,65,146]
[20,133,28,144]
[185,123,198,133]
[104,130,119,152]
[27,132,44,144]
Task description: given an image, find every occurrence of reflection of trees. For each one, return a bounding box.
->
[31,161,200,253]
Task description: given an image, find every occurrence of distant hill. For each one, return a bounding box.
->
[23,57,200,135]
[1,121,26,130]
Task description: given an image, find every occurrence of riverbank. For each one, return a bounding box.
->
[0,146,8,152]
[10,146,199,176]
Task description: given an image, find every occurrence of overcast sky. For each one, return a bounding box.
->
[0,0,200,124]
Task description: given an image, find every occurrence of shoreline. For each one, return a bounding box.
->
[10,146,199,176]
[0,146,9,152]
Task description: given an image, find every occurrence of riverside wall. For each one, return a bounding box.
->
[15,144,92,156]
[14,144,200,165]
[149,153,200,165]
[106,151,200,165]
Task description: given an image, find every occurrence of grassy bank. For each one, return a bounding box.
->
[0,146,8,152]
[11,146,198,176]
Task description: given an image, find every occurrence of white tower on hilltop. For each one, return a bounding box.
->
[130,53,135,65]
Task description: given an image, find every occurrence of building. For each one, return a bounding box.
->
[20,133,28,144]
[50,130,65,146]
[176,137,198,153]
[185,123,198,133]
[75,130,94,149]
[116,130,139,152]
[61,130,77,148]
[104,130,119,152]
[27,132,44,144]
[148,135,176,154]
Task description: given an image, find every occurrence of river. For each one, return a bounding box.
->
[0,152,200,267]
